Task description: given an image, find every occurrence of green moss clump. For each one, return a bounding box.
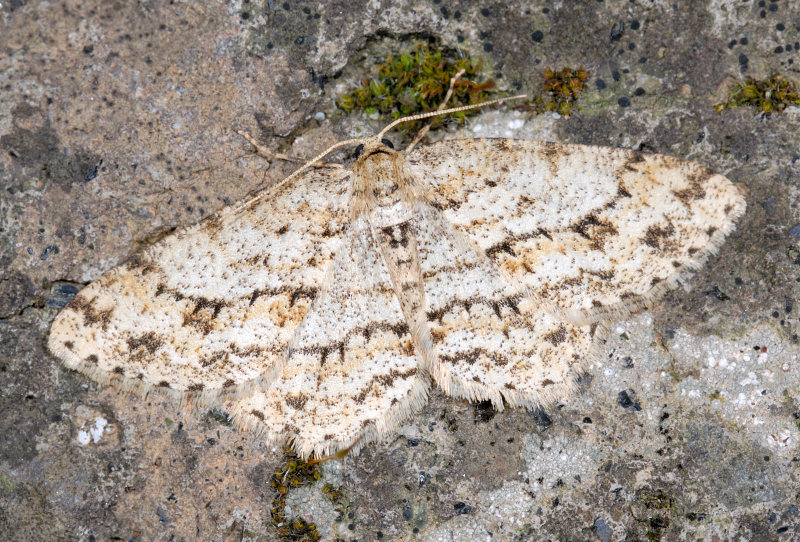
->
[322,482,344,502]
[522,67,588,116]
[270,448,322,541]
[715,74,800,115]
[336,45,495,133]
[0,471,13,491]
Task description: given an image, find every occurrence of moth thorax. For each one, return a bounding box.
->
[352,152,417,226]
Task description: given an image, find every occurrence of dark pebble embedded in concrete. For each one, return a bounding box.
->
[708,285,730,300]
[47,282,81,308]
[617,390,641,411]
[474,400,496,422]
[592,517,612,542]
[529,408,552,430]
[532,30,544,42]
[622,356,634,368]
[85,163,100,181]
[618,96,630,107]
[610,21,624,42]
[40,245,60,260]
[788,224,800,237]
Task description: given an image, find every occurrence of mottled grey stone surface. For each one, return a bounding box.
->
[1,1,799,540]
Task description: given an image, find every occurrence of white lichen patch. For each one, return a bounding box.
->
[76,417,107,446]
[72,406,114,447]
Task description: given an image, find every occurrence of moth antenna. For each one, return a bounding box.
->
[406,68,465,153]
[237,94,526,212]
[377,94,528,139]
[281,137,362,185]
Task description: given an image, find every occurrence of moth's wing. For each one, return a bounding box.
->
[408,139,746,323]
[229,216,429,460]
[48,167,352,404]
[416,203,600,410]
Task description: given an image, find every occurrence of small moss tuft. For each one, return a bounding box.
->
[270,447,322,541]
[336,44,495,133]
[522,67,588,116]
[715,74,800,115]
[322,482,344,502]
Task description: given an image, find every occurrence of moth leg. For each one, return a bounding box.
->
[237,130,343,169]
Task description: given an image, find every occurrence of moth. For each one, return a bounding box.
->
[49,107,746,459]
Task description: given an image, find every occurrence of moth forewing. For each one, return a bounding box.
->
[48,166,354,405]
[407,139,746,325]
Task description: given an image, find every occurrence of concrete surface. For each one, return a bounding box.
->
[1,0,799,540]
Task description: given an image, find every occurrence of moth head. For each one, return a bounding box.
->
[352,136,396,162]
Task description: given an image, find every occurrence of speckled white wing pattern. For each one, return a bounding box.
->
[415,203,599,410]
[48,167,352,403]
[229,216,429,459]
[48,134,745,460]
[408,139,746,323]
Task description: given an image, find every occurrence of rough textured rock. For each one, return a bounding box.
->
[2,1,799,540]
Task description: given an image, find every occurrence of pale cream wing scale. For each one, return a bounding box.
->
[415,203,599,410]
[408,139,746,323]
[229,216,429,459]
[48,167,352,403]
